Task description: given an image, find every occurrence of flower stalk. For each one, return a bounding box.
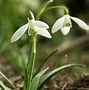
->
[24,34,36,90]
[27,35,36,90]
[47,6,69,14]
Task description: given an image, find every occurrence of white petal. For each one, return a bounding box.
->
[61,26,71,35]
[52,15,65,33]
[11,23,28,43]
[33,20,49,29]
[63,15,72,26]
[37,28,51,38]
[70,16,88,30]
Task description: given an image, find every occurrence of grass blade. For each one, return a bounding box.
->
[38,64,85,89]
[34,49,58,76]
[0,71,16,90]
[0,81,12,90]
[30,67,49,90]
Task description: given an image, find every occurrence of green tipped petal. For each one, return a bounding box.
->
[61,26,71,35]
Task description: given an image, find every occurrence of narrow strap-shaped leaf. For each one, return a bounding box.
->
[36,0,53,20]
[0,71,16,90]
[38,64,85,89]
[0,81,12,90]
[26,35,36,90]
[23,66,28,90]
[34,49,58,76]
[30,67,49,90]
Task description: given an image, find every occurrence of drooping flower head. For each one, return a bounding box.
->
[52,14,88,35]
[11,11,51,43]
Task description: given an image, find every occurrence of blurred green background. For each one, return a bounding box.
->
[0,0,89,72]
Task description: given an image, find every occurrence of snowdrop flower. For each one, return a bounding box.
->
[11,11,51,43]
[52,14,88,35]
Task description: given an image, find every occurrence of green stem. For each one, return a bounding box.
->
[36,0,53,20]
[24,35,36,90]
[36,5,69,20]
[46,6,69,14]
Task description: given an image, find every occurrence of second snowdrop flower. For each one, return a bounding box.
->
[52,14,88,35]
[11,11,51,43]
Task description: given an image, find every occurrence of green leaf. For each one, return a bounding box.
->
[34,49,58,76]
[36,0,53,20]
[0,81,11,90]
[26,35,36,90]
[0,84,5,90]
[38,64,85,89]
[30,67,49,90]
[0,71,16,90]
[23,67,28,90]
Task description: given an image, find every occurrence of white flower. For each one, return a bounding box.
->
[11,11,51,43]
[52,14,88,35]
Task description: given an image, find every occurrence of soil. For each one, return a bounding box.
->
[12,73,89,90]
[42,74,89,90]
